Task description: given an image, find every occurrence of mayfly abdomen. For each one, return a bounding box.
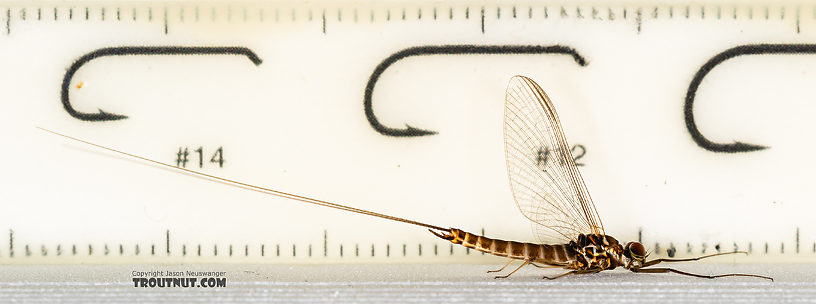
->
[431,228,575,265]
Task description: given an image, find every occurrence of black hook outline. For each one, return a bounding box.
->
[684,44,816,153]
[364,45,588,137]
[61,46,263,121]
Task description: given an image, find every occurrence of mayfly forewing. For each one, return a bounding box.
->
[503,75,604,242]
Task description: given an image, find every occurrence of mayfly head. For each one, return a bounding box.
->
[623,241,647,267]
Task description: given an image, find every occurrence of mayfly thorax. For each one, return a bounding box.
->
[40,75,772,281]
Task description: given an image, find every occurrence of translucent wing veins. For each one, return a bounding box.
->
[503,75,604,242]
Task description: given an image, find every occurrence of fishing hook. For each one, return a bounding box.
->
[684,44,816,153]
[364,44,588,137]
[61,46,263,121]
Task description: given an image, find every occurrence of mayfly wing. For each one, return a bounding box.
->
[503,75,604,242]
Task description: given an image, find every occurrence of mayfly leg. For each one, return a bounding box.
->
[642,251,748,267]
[631,267,773,281]
[543,269,599,280]
[487,259,516,273]
[493,259,531,279]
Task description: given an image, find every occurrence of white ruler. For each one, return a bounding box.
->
[2,1,815,263]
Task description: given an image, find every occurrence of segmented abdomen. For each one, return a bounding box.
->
[440,228,576,265]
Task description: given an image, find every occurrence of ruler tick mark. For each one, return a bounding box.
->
[371,244,375,257]
[54,7,57,21]
[133,8,136,21]
[796,227,800,253]
[182,245,186,256]
[85,7,88,20]
[480,6,484,33]
[117,7,120,21]
[229,244,233,256]
[5,8,9,35]
[134,244,139,256]
[245,245,249,257]
[25,245,30,257]
[496,6,500,19]
[163,7,168,34]
[57,245,62,256]
[261,244,265,257]
[101,7,105,21]
[166,229,170,255]
[355,244,359,257]
[151,244,155,256]
[402,243,406,256]
[8,230,13,258]
[104,244,109,256]
[796,6,801,33]
[512,6,516,18]
[69,8,73,20]
[321,10,325,34]
[88,244,92,256]
[197,244,201,256]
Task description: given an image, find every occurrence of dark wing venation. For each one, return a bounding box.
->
[503,75,604,243]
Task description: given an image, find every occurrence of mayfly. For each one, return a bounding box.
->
[40,75,772,281]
